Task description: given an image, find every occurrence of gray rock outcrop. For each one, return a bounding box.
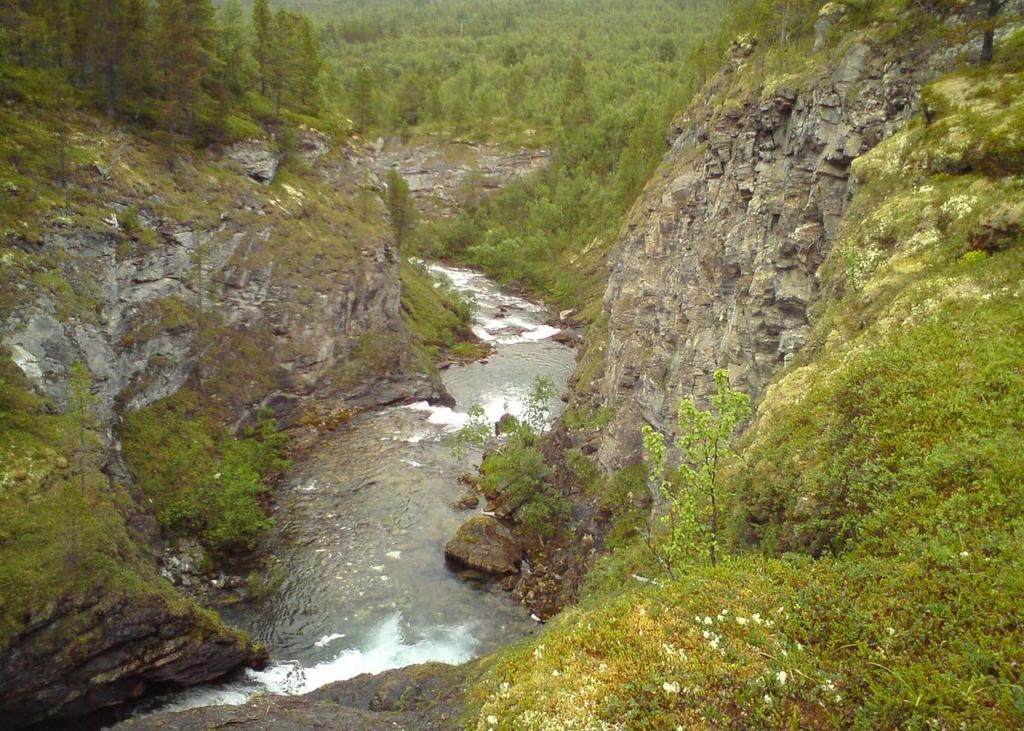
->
[374,139,551,217]
[118,661,475,730]
[572,27,953,472]
[0,589,266,729]
[445,515,523,574]
[227,139,280,183]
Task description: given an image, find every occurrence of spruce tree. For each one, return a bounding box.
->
[80,0,148,116]
[156,0,214,137]
[385,168,416,251]
[352,67,375,132]
[268,9,298,117]
[215,0,253,97]
[252,0,271,96]
[295,15,321,110]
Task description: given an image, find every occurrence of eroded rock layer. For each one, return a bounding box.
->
[575,26,948,470]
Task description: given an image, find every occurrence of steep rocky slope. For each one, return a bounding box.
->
[570,1,1021,471]
[2,128,440,435]
[0,76,446,726]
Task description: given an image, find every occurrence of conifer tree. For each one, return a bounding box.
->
[215,0,253,97]
[156,0,214,137]
[92,0,148,116]
[385,168,416,251]
[352,66,375,132]
[267,8,299,117]
[252,0,272,96]
[295,15,321,110]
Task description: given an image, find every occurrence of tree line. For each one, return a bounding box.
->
[0,0,323,143]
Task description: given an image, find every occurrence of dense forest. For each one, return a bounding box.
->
[0,0,323,135]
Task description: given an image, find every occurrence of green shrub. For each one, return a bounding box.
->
[120,392,289,555]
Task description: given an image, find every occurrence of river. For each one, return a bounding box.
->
[133,262,575,714]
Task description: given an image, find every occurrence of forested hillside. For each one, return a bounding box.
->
[278,0,736,305]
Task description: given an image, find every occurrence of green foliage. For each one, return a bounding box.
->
[470,549,1024,729]
[120,391,289,554]
[401,260,476,364]
[562,404,615,432]
[642,370,750,575]
[0,352,247,652]
[736,289,1024,558]
[0,0,324,143]
[450,376,569,538]
[385,167,416,250]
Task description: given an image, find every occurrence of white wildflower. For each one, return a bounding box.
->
[886,627,896,636]
[703,616,714,625]
[736,617,749,626]
[940,194,976,220]
[752,613,762,625]
[959,551,970,558]
[551,669,560,677]
[763,694,773,705]
[487,715,498,726]
[663,681,680,694]
[776,670,788,686]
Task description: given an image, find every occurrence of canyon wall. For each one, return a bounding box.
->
[571,8,992,471]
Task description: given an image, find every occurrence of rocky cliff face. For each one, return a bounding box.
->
[572,11,978,471]
[374,138,551,218]
[0,589,266,729]
[2,130,439,435]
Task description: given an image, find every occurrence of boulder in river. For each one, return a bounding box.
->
[445,516,523,575]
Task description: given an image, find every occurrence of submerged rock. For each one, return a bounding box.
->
[445,516,523,575]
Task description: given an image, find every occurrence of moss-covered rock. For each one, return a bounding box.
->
[445,515,524,575]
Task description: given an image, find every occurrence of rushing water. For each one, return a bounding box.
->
[135,263,575,714]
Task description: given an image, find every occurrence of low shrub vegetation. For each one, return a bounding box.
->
[120,389,290,554]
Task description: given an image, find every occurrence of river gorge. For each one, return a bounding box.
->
[130,263,575,719]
